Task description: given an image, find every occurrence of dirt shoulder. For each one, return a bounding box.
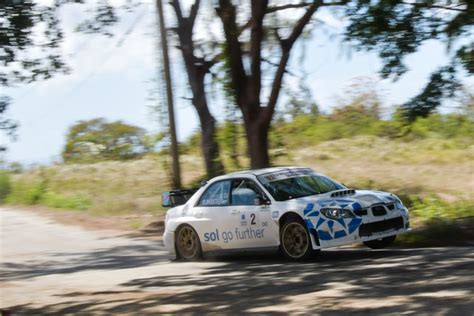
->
[8,205,165,238]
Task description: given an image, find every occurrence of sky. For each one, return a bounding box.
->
[1,1,472,165]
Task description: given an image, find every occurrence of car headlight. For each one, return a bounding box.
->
[390,194,404,209]
[320,208,354,220]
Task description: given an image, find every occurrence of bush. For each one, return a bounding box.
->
[41,191,90,210]
[6,179,45,205]
[409,195,474,222]
[0,171,11,203]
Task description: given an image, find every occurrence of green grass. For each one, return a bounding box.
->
[41,191,91,210]
[2,126,473,247]
[395,196,474,246]
[0,171,11,203]
[3,156,204,216]
[5,178,44,205]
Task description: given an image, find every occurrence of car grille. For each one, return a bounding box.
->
[359,217,404,237]
[371,205,387,216]
[354,209,368,216]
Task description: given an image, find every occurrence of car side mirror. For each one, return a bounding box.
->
[256,197,271,206]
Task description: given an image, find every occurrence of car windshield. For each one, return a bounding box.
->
[257,169,345,201]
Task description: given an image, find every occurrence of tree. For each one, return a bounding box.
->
[62,118,151,162]
[344,0,473,120]
[212,0,471,167]
[169,0,224,178]
[214,0,337,168]
[1,1,68,151]
[0,96,18,152]
[0,2,67,86]
[4,1,472,170]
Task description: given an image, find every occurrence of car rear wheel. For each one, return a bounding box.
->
[280,217,316,260]
[363,235,396,249]
[175,225,202,261]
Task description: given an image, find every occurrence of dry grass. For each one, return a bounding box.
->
[8,155,204,216]
[6,136,473,216]
[276,136,474,201]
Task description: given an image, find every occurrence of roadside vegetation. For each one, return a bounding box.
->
[1,89,472,243]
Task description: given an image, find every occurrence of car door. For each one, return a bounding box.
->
[194,179,235,250]
[225,178,278,249]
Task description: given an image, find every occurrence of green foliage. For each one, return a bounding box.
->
[41,191,90,210]
[217,120,242,169]
[63,118,152,163]
[182,108,474,165]
[1,2,67,86]
[403,66,462,120]
[8,162,23,174]
[397,195,474,246]
[0,95,18,151]
[344,1,473,119]
[409,196,474,221]
[270,110,474,150]
[6,179,45,205]
[5,175,90,210]
[0,171,11,203]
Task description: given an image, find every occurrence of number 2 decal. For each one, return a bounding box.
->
[250,213,256,225]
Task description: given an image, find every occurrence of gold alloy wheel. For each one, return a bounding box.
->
[282,221,309,259]
[177,226,200,259]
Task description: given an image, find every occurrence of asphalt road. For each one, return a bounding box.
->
[1,207,473,315]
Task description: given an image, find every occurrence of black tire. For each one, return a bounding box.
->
[363,235,396,249]
[280,216,317,260]
[175,225,202,261]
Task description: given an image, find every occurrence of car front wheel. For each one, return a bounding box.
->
[280,217,316,260]
[175,225,202,261]
[363,235,396,249]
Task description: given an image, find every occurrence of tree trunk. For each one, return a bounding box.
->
[200,114,223,176]
[170,0,224,179]
[245,118,270,169]
[216,0,321,171]
[192,83,224,177]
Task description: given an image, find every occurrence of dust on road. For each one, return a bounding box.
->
[1,207,473,314]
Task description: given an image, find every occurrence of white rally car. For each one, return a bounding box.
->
[162,167,410,260]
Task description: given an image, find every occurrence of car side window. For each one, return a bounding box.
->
[231,179,265,206]
[198,181,231,206]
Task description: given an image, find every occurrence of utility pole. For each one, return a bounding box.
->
[156,0,181,189]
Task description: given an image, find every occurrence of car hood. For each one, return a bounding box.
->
[290,189,397,209]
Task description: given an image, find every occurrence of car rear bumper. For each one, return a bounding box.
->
[163,229,176,258]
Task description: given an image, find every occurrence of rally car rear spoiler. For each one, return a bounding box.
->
[162,189,198,207]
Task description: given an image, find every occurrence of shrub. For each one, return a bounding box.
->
[41,191,91,210]
[0,171,11,203]
[409,195,474,221]
[6,179,45,205]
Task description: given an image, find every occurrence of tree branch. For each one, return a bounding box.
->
[264,0,321,124]
[189,0,200,26]
[267,0,349,13]
[249,1,268,109]
[285,0,322,47]
[215,0,247,102]
[266,2,313,13]
[169,0,183,23]
[261,57,297,77]
[401,1,467,12]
